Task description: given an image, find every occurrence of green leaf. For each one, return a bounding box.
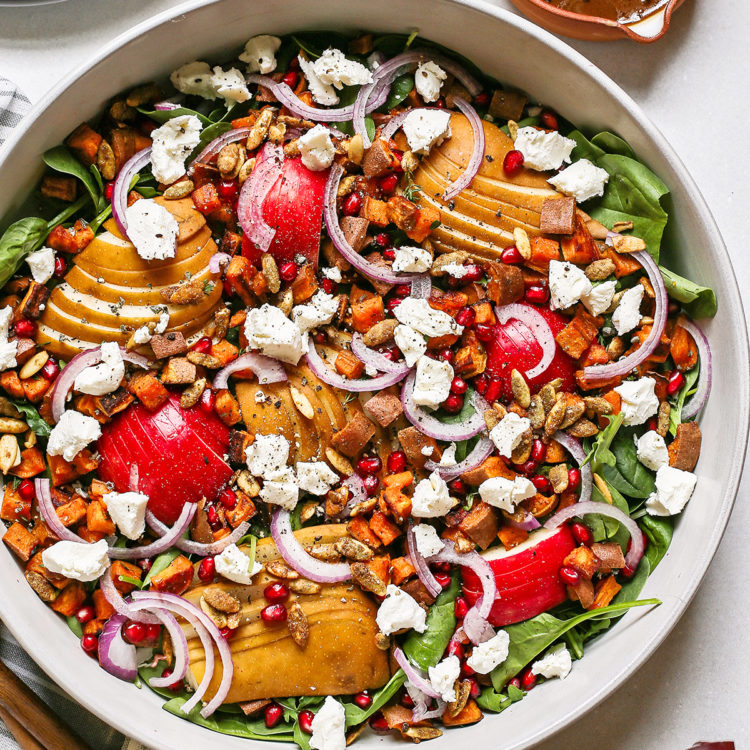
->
[402,572,459,669]
[43,146,103,211]
[0,217,49,288]
[438,386,477,426]
[614,555,651,603]
[66,615,83,638]
[138,662,188,701]
[143,549,181,586]
[89,204,113,234]
[290,31,351,60]
[587,481,630,550]
[668,364,700,436]
[477,682,526,713]
[365,116,376,144]
[193,121,232,158]
[599,428,656,501]
[591,132,636,159]
[139,106,212,126]
[117,574,144,590]
[384,74,414,110]
[490,598,660,689]
[10,401,51,438]
[342,669,406,727]
[639,514,673,570]
[659,266,717,318]
[587,413,624,474]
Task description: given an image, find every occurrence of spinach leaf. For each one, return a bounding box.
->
[66,615,83,638]
[639,514,673,570]
[490,598,659,689]
[599,428,655,500]
[342,669,406,727]
[587,481,630,550]
[143,549,181,586]
[89,205,113,234]
[139,106,212,126]
[193,121,232,158]
[0,217,49,288]
[290,31,351,60]
[660,265,717,319]
[402,572,459,670]
[668,364,700,436]
[43,146,103,211]
[587,413,624,474]
[438,386,477,426]
[591,132,636,159]
[385,74,414,110]
[614,555,650,603]
[10,401,51,438]
[477,683,526,713]
[138,662,187,701]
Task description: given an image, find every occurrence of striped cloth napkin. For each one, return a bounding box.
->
[0,75,146,750]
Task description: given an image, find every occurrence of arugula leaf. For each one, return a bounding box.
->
[143,549,181,586]
[477,683,526,713]
[342,669,406,727]
[43,146,103,211]
[0,217,49,288]
[639,514,673,570]
[10,401,51,438]
[402,572,459,669]
[660,265,717,319]
[385,74,414,110]
[490,598,660,689]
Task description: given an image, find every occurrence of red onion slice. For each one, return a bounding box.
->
[506,510,543,532]
[393,647,441,699]
[381,109,414,142]
[411,699,447,723]
[270,509,351,583]
[237,142,283,254]
[410,274,432,300]
[678,319,712,421]
[553,431,592,504]
[131,590,233,717]
[121,350,152,370]
[351,333,410,375]
[107,502,196,560]
[305,341,409,392]
[208,252,232,274]
[545,500,644,572]
[99,566,159,624]
[401,370,488,441]
[424,435,494,480]
[98,614,138,681]
[213,351,288,389]
[187,127,252,176]
[462,606,496,644]
[583,250,667,381]
[35,478,88,543]
[145,509,251,557]
[495,303,556,381]
[406,522,442,598]
[112,147,152,235]
[442,97,485,202]
[323,164,419,285]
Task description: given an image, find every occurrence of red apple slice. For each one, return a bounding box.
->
[242,155,328,268]
[98,395,233,525]
[462,525,576,626]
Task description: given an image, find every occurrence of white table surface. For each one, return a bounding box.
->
[1,0,748,747]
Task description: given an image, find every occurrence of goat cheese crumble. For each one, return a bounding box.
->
[149,114,203,185]
[310,696,346,750]
[376,584,427,635]
[215,543,262,584]
[581,280,616,317]
[466,630,510,673]
[478,475,536,512]
[124,199,179,261]
[402,109,452,155]
[614,377,659,426]
[42,539,109,582]
[47,410,102,462]
[548,260,592,310]
[414,61,447,103]
[26,247,55,284]
[74,341,125,396]
[245,433,291,478]
[312,48,373,90]
[411,471,454,518]
[548,158,610,203]
[298,54,339,106]
[244,303,305,364]
[612,284,645,336]
[296,461,339,496]
[531,645,572,680]
[489,412,531,458]
[413,355,453,410]
[513,126,576,171]
[636,430,669,471]
[240,35,282,74]
[103,491,148,540]
[645,465,697,516]
[394,324,427,367]
[393,245,433,273]
[413,523,444,558]
[299,124,336,171]
[429,655,461,702]
[393,297,463,338]
[292,291,339,335]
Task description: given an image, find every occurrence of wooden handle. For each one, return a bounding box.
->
[0,704,45,750]
[0,659,89,750]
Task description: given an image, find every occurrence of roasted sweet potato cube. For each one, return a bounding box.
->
[390,555,416,585]
[41,174,77,203]
[369,511,402,546]
[489,89,527,120]
[2,522,37,561]
[364,390,403,427]
[149,554,193,594]
[590,575,622,609]
[111,560,142,594]
[366,554,391,586]
[405,204,440,243]
[87,499,116,535]
[362,138,399,177]
[429,288,467,317]
[0,371,24,399]
[96,388,134,418]
[127,371,169,411]
[601,247,641,278]
[215,389,242,426]
[442,698,483,727]
[18,281,50,320]
[528,236,562,271]
[1,483,31,522]
[291,264,319,303]
[334,350,365,380]
[556,308,602,360]
[568,578,595,609]
[540,197,576,235]
[92,589,116,620]
[592,542,626,572]
[225,256,255,305]
[397,426,441,470]
[331,411,376,458]
[360,196,389,227]
[563,545,599,580]
[561,215,600,265]
[10,447,46,478]
[462,456,515,486]
[50,581,87,616]
[485,261,525,306]
[347,516,382,549]
[497,523,528,550]
[351,295,385,333]
[72,448,98,475]
[340,216,370,253]
[453,341,487,379]
[668,422,702,471]
[226,490,257,528]
[56,497,88,527]
[21,374,50,404]
[66,123,103,167]
[210,339,239,366]
[458,502,498,550]
[77,527,106,543]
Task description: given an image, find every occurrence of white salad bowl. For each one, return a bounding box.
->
[0,1,747,749]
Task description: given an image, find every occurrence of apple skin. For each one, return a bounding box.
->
[486,302,576,402]
[97,395,233,525]
[242,154,328,269]
[462,525,576,626]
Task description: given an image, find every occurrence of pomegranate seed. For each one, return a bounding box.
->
[207,505,220,528]
[279,261,298,282]
[192,336,212,354]
[484,379,502,403]
[647,417,659,432]
[460,661,475,678]
[401,692,415,708]
[448,478,466,495]
[525,286,550,305]
[568,468,581,490]
[75,605,95,624]
[265,703,284,728]
[375,232,391,248]
[363,474,380,496]
[387,450,407,473]
[475,323,494,343]
[466,677,481,698]
[434,573,452,588]
[353,692,372,709]
[137,558,153,573]
[559,565,581,586]
[622,562,637,578]
[261,603,288,623]
[297,708,315,734]
[369,713,389,733]
[434,98,446,109]
[443,393,464,414]
[217,179,238,201]
[531,439,547,463]
[197,557,215,582]
[520,668,537,691]
[447,640,464,660]
[17,479,35,501]
[41,358,60,381]
[314,332,326,344]
[81,634,98,655]
[199,388,216,414]
[571,522,593,546]
[508,677,522,690]
[438,347,454,363]
[281,71,299,88]
[53,256,67,278]
[123,621,147,645]
[667,369,685,395]
[218,487,237,509]
[161,668,182,692]
[321,278,336,295]
[104,182,115,201]
[522,459,539,475]
[455,307,476,328]
[386,297,402,313]
[450,376,468,395]
[382,248,396,261]
[342,192,362,216]
[531,475,552,494]
[474,91,490,107]
[540,110,559,130]
[379,173,399,194]
[356,455,382,475]
[145,624,161,642]
[461,264,484,283]
[454,596,469,619]
[474,374,489,395]
[220,626,237,640]
[433,560,450,574]
[503,149,524,177]
[501,246,523,264]
[14,319,36,338]
[264,582,290,603]
[381,345,400,360]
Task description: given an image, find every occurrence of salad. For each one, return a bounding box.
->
[0,29,716,749]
